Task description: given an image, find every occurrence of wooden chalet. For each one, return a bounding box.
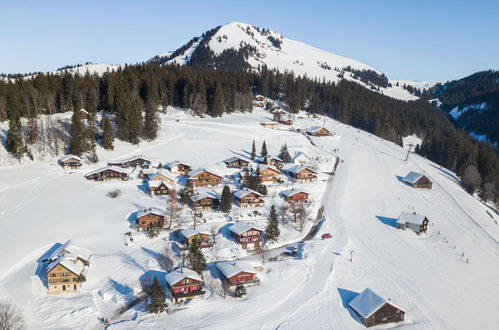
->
[287,165,318,182]
[257,164,281,183]
[149,171,176,184]
[108,156,151,169]
[189,191,219,210]
[305,126,333,136]
[135,207,165,231]
[349,288,405,327]
[46,240,90,294]
[260,121,279,129]
[148,180,173,195]
[224,156,250,169]
[138,168,155,179]
[255,95,265,101]
[401,171,433,189]
[165,268,205,303]
[188,169,223,187]
[59,154,83,170]
[233,189,264,208]
[292,151,312,165]
[282,189,309,204]
[267,156,284,169]
[216,261,259,288]
[84,166,129,181]
[396,212,429,235]
[229,222,264,249]
[167,161,192,176]
[179,228,211,247]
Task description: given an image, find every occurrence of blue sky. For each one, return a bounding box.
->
[0,0,498,81]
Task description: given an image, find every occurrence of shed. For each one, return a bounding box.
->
[349,288,405,327]
[396,212,429,235]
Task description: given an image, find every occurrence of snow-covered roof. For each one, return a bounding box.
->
[136,207,164,219]
[48,240,91,263]
[305,126,329,133]
[287,165,318,174]
[292,151,311,162]
[59,154,82,163]
[188,168,222,178]
[180,228,210,239]
[233,189,263,199]
[190,191,219,202]
[268,156,283,162]
[282,189,308,197]
[216,261,255,279]
[349,288,404,319]
[402,171,425,184]
[260,121,279,125]
[109,155,151,165]
[257,164,280,172]
[46,256,85,275]
[165,268,202,286]
[229,222,264,235]
[167,161,190,168]
[224,156,249,163]
[149,170,176,181]
[84,166,129,177]
[148,180,173,189]
[397,212,427,226]
[140,168,156,175]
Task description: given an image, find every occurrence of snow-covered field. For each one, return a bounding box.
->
[0,107,498,329]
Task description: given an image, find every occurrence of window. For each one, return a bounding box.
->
[50,279,56,283]
[61,272,69,277]
[50,273,56,277]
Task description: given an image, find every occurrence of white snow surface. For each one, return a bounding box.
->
[0,107,498,329]
[161,22,432,101]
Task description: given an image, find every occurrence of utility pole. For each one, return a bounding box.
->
[405,143,414,162]
[349,250,354,262]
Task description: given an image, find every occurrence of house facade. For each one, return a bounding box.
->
[167,161,192,176]
[229,222,264,249]
[180,228,211,247]
[216,261,259,288]
[135,208,165,231]
[189,192,219,210]
[288,165,318,182]
[401,172,433,189]
[108,156,151,169]
[148,180,172,195]
[165,268,205,303]
[349,288,405,328]
[396,212,429,235]
[267,157,284,169]
[85,167,129,181]
[234,189,264,208]
[59,155,83,170]
[305,126,333,136]
[224,156,250,169]
[282,190,309,204]
[257,165,281,182]
[188,169,223,187]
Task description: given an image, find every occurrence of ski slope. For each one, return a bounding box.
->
[0,107,498,329]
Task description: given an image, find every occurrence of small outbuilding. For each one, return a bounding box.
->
[396,212,429,235]
[401,171,432,189]
[349,288,405,327]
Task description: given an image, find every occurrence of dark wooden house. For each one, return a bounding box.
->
[396,212,429,235]
[233,189,264,208]
[84,166,129,181]
[401,171,433,189]
[267,156,284,169]
[167,161,192,175]
[188,169,223,187]
[59,155,83,170]
[165,268,205,303]
[135,208,165,231]
[305,126,333,136]
[216,261,259,288]
[179,228,211,247]
[108,156,151,169]
[189,192,219,210]
[224,156,250,169]
[287,165,318,182]
[148,180,173,195]
[257,164,281,182]
[229,222,264,249]
[282,189,309,204]
[349,288,405,327]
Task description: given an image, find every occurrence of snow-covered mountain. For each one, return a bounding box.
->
[153,22,438,101]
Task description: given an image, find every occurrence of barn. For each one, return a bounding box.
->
[349,288,405,327]
[401,171,433,189]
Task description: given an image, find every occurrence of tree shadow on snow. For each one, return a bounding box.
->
[337,288,363,325]
[108,278,134,297]
[375,216,397,228]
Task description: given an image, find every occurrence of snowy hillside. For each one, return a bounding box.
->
[0,106,498,329]
[156,22,433,101]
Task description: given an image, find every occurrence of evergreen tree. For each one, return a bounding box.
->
[147,276,167,314]
[69,111,87,156]
[251,140,256,160]
[142,102,159,141]
[210,82,225,117]
[187,242,206,274]
[261,140,268,158]
[220,185,232,213]
[101,116,114,150]
[265,205,280,242]
[180,180,194,205]
[278,143,292,163]
[5,117,25,159]
[234,284,247,298]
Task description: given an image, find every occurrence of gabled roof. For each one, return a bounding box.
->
[282,189,309,197]
[402,171,426,184]
[349,288,404,319]
[149,170,176,181]
[46,256,85,275]
[180,228,210,239]
[109,155,152,165]
[188,168,222,178]
[268,156,284,162]
[190,191,219,202]
[165,268,202,286]
[59,154,82,163]
[84,166,130,177]
[257,164,280,173]
[167,161,191,168]
[216,261,255,279]
[397,212,427,226]
[136,207,164,219]
[287,165,318,174]
[233,189,263,199]
[229,222,264,235]
[148,180,173,189]
[48,239,91,263]
[224,156,249,164]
